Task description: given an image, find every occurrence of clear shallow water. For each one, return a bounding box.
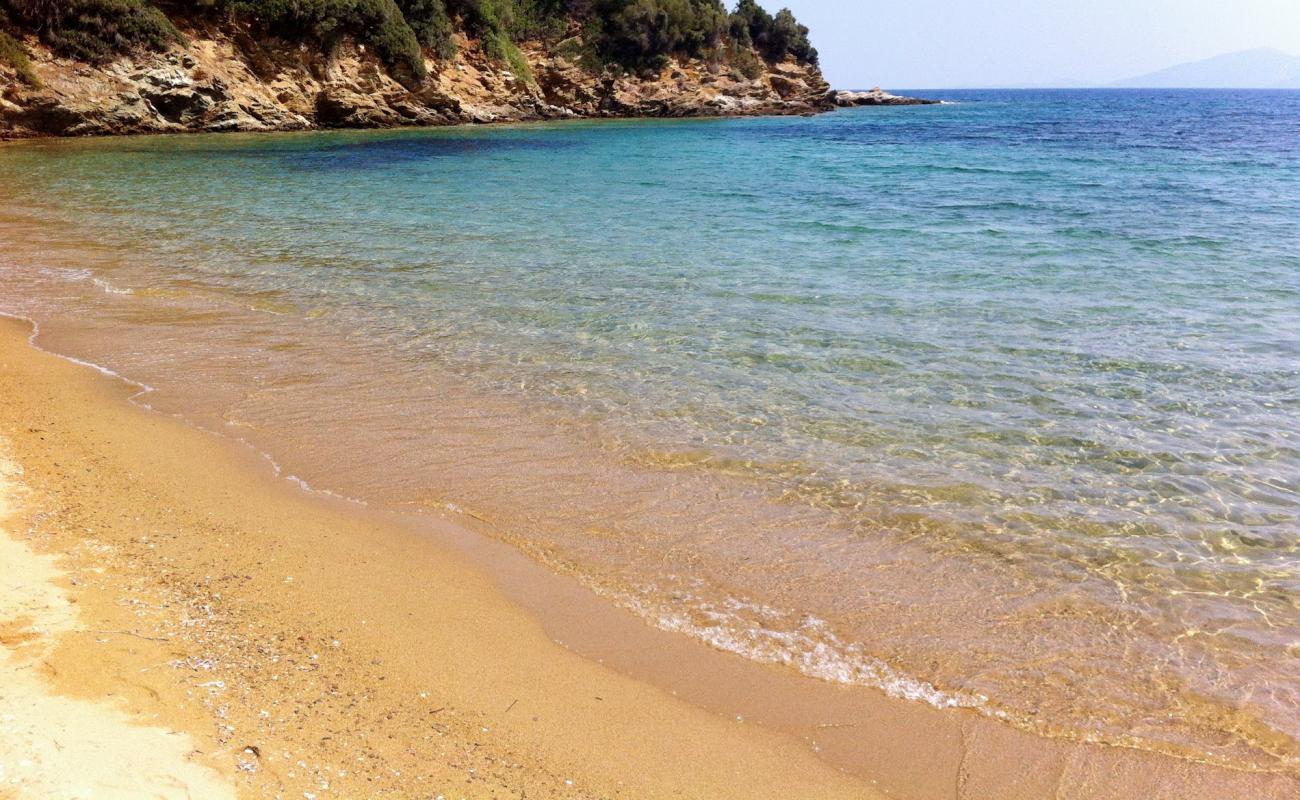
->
[2,89,1299,771]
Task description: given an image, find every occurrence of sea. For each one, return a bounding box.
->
[2,89,1297,774]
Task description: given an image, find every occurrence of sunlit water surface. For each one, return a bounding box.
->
[2,89,1298,771]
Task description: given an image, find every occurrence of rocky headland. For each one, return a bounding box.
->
[0,31,830,137]
[0,2,935,138]
[833,87,940,106]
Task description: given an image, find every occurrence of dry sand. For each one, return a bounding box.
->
[0,313,1294,799]
[0,454,236,799]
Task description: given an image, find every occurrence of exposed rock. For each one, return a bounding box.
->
[833,87,941,107]
[4,96,89,136]
[0,25,926,140]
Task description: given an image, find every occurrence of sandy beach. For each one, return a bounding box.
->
[0,314,883,798]
[0,453,235,798]
[1,302,1297,799]
[3,0,1300,792]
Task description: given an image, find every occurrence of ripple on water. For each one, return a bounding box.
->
[1,89,1298,773]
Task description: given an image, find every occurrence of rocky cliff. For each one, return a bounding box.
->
[0,21,835,138]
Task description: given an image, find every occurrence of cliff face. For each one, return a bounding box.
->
[0,22,834,138]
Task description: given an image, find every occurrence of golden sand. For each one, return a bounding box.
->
[0,315,877,798]
[0,454,236,798]
[0,314,1294,799]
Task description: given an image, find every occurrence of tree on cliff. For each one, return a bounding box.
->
[729,0,815,64]
[588,0,727,68]
[0,0,819,84]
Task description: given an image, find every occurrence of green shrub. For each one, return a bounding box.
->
[224,0,427,82]
[397,0,455,58]
[766,7,813,63]
[577,0,810,72]
[0,0,817,87]
[728,0,813,64]
[729,40,761,79]
[506,0,568,42]
[588,0,725,70]
[392,0,570,62]
[1,0,178,63]
[217,0,567,77]
[485,29,530,80]
[3,1,61,26]
[0,26,40,85]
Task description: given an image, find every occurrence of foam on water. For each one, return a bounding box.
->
[616,585,986,709]
[91,277,134,295]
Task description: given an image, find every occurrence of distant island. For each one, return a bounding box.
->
[0,0,934,138]
[1111,47,1300,89]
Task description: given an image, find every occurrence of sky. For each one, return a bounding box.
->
[785,0,1300,89]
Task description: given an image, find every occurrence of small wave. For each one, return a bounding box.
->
[0,311,156,397]
[0,310,375,515]
[284,474,358,503]
[252,447,370,508]
[92,277,134,295]
[614,587,986,710]
[19,264,133,295]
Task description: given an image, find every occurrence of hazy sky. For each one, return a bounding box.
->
[787,0,1300,89]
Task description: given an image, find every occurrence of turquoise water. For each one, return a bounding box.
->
[2,89,1299,770]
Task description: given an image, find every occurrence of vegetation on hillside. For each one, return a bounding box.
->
[1,0,178,63]
[0,0,817,85]
[0,27,39,85]
[729,0,814,64]
[0,7,37,85]
[222,0,429,81]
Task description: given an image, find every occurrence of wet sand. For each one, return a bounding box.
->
[0,314,1293,799]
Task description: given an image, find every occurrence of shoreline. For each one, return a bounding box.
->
[2,305,1296,797]
[0,314,877,799]
[3,211,1293,779]
[0,96,941,144]
[0,103,831,143]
